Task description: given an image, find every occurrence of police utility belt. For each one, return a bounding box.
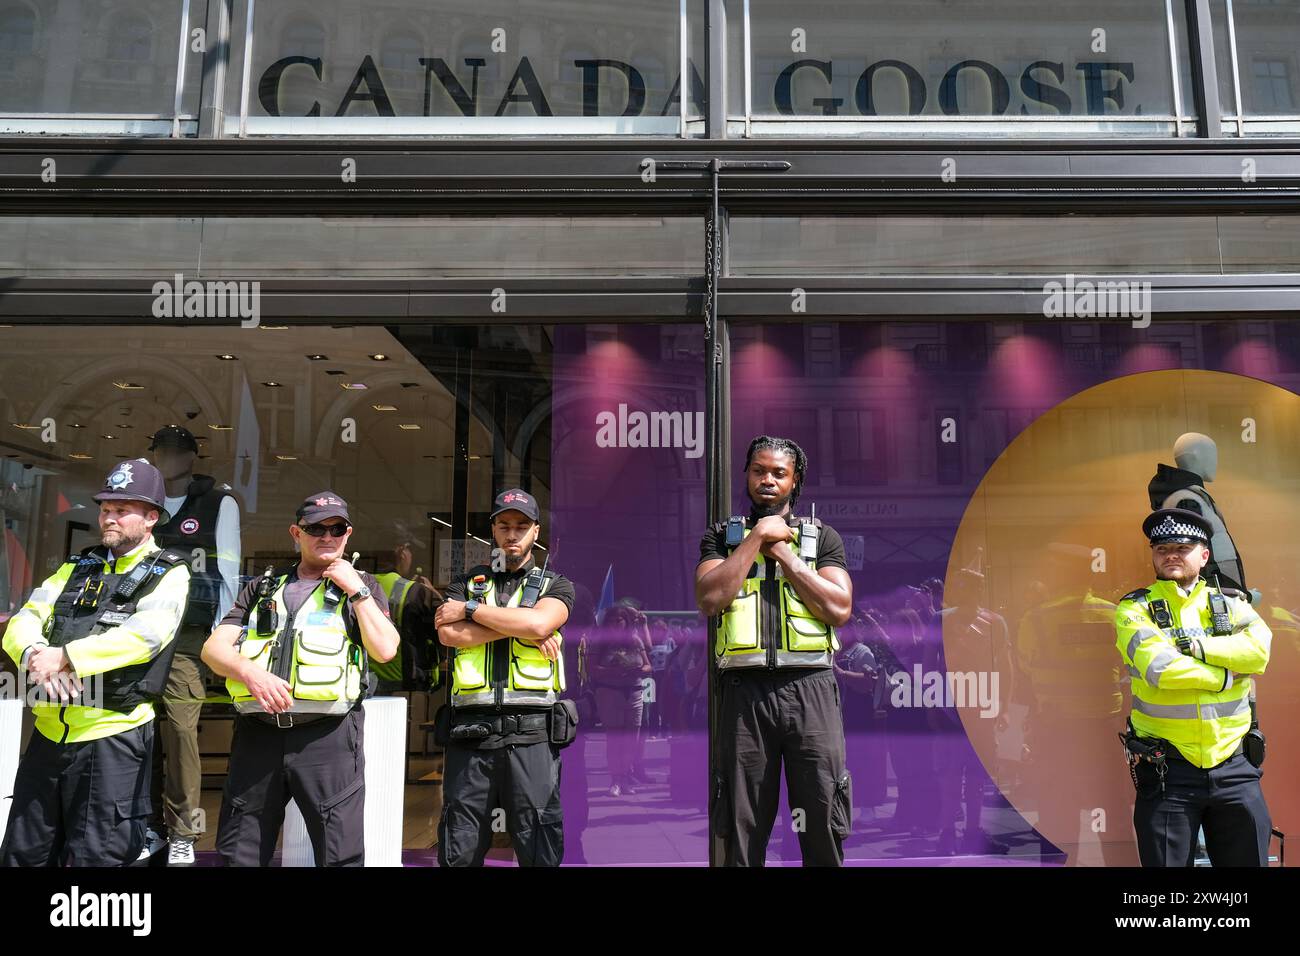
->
[434,700,579,749]
[1119,588,1265,792]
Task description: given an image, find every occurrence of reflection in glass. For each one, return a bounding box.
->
[0,322,708,865]
[730,319,1300,864]
[726,0,1193,134]
[1222,0,1300,117]
[0,0,198,119]
[229,0,704,134]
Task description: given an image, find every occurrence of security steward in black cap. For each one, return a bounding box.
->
[1116,508,1273,866]
[202,492,399,867]
[147,424,241,866]
[696,436,854,867]
[435,489,577,867]
[702,439,852,868]
[1,460,191,866]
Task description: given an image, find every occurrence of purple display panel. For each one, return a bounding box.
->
[548,318,1300,866]
[729,320,1300,866]
[550,325,709,865]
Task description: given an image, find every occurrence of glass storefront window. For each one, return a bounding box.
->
[725,0,1198,137]
[223,0,706,137]
[0,321,707,863]
[6,1,1275,141]
[1212,0,1300,135]
[0,0,205,136]
[728,318,1300,864]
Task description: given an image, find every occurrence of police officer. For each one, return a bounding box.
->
[202,492,398,867]
[1116,508,1273,867]
[696,436,854,867]
[148,424,241,866]
[434,489,576,867]
[1,460,192,866]
[372,541,442,693]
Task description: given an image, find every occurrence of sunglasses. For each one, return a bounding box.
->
[298,522,349,538]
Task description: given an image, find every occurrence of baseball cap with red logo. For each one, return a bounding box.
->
[296,491,351,525]
[490,488,540,523]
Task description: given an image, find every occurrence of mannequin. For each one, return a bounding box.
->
[148,425,242,865]
[1147,432,1251,599]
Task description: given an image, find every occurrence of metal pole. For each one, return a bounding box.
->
[679,0,689,138]
[1225,0,1245,136]
[1165,0,1186,137]
[743,0,752,138]
[1185,0,1224,138]
[238,0,256,138]
[706,0,727,138]
[642,155,787,865]
[198,0,234,138]
[171,0,191,138]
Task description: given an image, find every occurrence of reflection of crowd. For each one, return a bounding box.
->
[561,577,1022,859]
[556,592,711,862]
[831,576,1014,857]
[588,606,651,796]
[571,604,710,796]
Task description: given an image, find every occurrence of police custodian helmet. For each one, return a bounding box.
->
[1142,508,1213,548]
[92,458,170,522]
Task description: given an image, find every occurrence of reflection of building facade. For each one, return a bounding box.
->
[253,0,693,120]
[731,319,1300,591]
[0,0,188,115]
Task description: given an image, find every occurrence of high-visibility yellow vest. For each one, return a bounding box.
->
[226,574,365,716]
[1115,578,1271,768]
[1017,590,1122,719]
[371,571,443,690]
[450,573,564,709]
[2,538,191,744]
[715,524,838,670]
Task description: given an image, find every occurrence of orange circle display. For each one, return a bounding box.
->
[944,369,1300,866]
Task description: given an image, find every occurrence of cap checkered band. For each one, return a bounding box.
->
[1149,515,1206,541]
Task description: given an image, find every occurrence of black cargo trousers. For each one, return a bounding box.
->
[713,667,852,866]
[216,707,366,867]
[438,733,564,867]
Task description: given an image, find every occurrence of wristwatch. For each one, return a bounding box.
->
[465,598,480,621]
[347,585,372,605]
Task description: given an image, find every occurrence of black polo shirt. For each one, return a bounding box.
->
[697,515,848,570]
[443,557,576,612]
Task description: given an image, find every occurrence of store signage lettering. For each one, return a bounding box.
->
[258,55,704,118]
[257,54,1136,118]
[819,501,902,518]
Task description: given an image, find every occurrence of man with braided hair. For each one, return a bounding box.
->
[696,435,854,866]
